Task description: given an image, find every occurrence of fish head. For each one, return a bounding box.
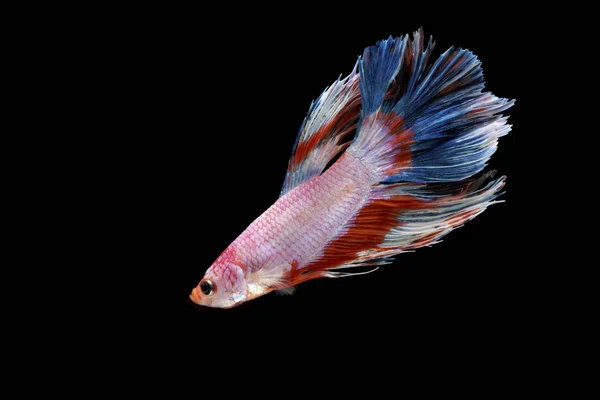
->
[189,261,248,309]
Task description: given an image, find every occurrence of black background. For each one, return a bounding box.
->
[118,11,537,367]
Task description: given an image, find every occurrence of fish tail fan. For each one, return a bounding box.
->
[349,28,514,184]
[289,31,514,282]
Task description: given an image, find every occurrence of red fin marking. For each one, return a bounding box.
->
[388,129,414,177]
[438,48,457,70]
[444,208,481,225]
[438,81,461,97]
[406,231,445,249]
[298,195,431,274]
[291,96,361,168]
[448,54,468,74]
[287,260,326,287]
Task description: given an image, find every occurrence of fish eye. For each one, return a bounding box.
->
[200,279,214,296]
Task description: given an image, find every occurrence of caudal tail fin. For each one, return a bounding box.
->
[292,30,514,279]
[349,29,514,184]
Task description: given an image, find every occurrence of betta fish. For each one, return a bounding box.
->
[190,29,514,308]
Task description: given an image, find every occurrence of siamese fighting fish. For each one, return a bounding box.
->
[190,29,514,308]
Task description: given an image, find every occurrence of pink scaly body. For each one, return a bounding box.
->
[216,151,374,286]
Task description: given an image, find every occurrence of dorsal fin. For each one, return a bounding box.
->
[280,64,361,197]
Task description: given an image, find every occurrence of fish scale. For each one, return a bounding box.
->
[225,151,375,275]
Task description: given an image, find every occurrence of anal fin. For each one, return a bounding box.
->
[275,286,297,296]
[323,266,380,278]
[300,172,505,275]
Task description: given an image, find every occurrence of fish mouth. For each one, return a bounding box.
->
[189,286,202,304]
